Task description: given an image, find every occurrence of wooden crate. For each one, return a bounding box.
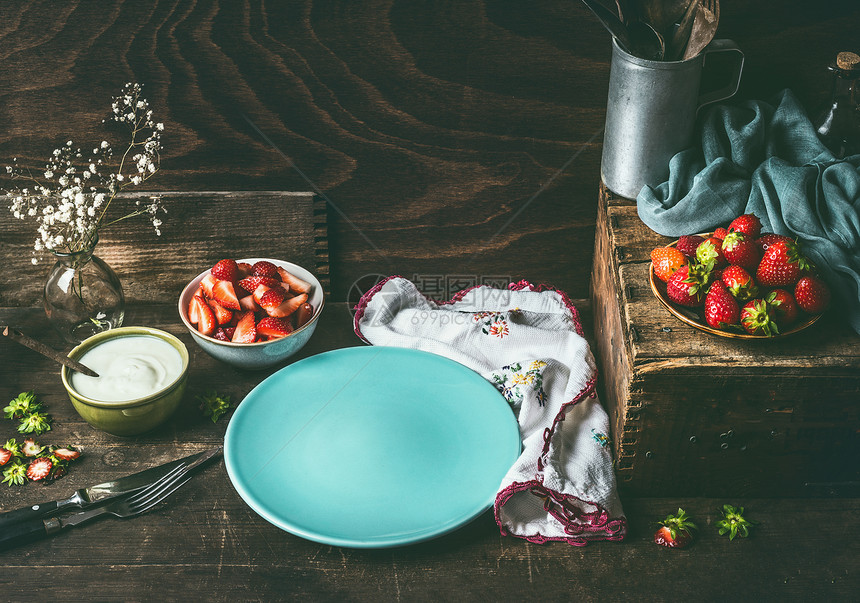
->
[590,185,860,498]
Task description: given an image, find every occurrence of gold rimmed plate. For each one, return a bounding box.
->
[649,235,820,339]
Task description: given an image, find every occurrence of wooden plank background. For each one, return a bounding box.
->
[0,191,329,305]
[1,1,857,302]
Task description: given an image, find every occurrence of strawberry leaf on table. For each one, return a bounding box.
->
[716,504,757,540]
[198,390,233,424]
[3,391,40,420]
[2,461,28,486]
[17,411,52,435]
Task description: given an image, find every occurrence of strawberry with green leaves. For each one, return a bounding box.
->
[756,240,810,287]
[705,281,740,330]
[766,289,799,326]
[728,213,763,240]
[653,508,697,548]
[716,504,756,540]
[666,264,711,307]
[721,266,758,302]
[741,299,779,336]
[721,231,760,270]
[696,236,728,270]
[651,246,688,283]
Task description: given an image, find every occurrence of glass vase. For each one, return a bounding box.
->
[43,234,125,344]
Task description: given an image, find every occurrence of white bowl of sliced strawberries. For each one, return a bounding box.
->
[178,258,324,369]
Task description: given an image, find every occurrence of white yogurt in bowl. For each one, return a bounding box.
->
[70,335,184,403]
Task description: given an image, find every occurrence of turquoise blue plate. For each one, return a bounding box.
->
[224,346,521,548]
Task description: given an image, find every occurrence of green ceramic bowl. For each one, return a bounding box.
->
[61,327,189,436]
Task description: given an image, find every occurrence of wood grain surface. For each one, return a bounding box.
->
[1,1,857,302]
[1,191,329,305]
[1,304,858,601]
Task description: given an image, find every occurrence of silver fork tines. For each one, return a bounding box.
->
[56,463,195,529]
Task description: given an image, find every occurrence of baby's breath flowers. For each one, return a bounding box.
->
[4,83,165,261]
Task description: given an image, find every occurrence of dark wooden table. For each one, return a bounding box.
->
[1,302,858,601]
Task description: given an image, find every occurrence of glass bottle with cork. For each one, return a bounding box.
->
[814,51,860,158]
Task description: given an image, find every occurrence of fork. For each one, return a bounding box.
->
[0,463,194,550]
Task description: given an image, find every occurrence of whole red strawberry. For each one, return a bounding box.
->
[794,276,831,314]
[728,213,763,240]
[755,233,793,255]
[741,299,779,336]
[696,236,728,270]
[714,227,729,239]
[677,235,706,259]
[653,508,697,549]
[651,246,688,283]
[721,265,758,302]
[756,240,810,287]
[766,289,799,326]
[666,264,711,307]
[721,232,760,270]
[705,281,740,329]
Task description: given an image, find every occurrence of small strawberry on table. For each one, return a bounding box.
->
[653,508,697,549]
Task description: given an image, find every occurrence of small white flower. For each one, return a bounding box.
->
[44,170,54,178]
[156,123,164,131]
[31,258,38,265]
[100,141,109,149]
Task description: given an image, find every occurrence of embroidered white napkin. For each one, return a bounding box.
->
[354,277,626,545]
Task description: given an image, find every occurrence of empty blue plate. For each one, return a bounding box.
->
[224,346,520,548]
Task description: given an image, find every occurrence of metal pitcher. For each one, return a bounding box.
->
[601,38,744,199]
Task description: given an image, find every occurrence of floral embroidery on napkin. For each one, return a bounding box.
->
[473,309,520,338]
[491,360,548,407]
[591,428,610,448]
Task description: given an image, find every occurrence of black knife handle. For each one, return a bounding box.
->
[0,517,55,550]
[0,500,60,531]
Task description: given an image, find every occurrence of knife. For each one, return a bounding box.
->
[0,447,221,530]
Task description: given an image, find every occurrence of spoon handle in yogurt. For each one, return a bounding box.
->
[1,326,100,378]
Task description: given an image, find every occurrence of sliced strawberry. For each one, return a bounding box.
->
[252,284,273,305]
[277,267,312,294]
[223,326,236,339]
[256,316,293,339]
[213,328,230,342]
[253,261,279,278]
[52,447,81,461]
[187,294,201,324]
[236,262,254,278]
[267,292,308,318]
[208,299,234,325]
[200,273,218,299]
[212,280,241,310]
[0,448,12,466]
[231,311,257,343]
[295,302,314,328]
[238,276,280,293]
[210,259,238,282]
[195,296,218,337]
[259,287,287,308]
[239,295,262,313]
[22,438,44,457]
[26,457,52,481]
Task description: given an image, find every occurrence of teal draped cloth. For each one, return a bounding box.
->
[637,89,860,333]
